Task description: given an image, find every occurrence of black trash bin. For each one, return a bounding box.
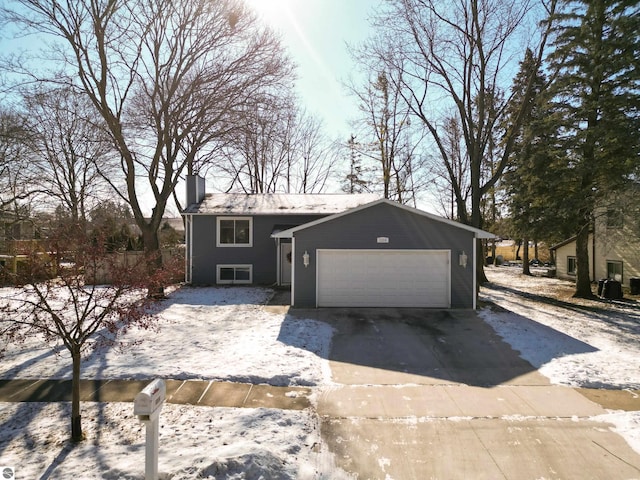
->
[597,279,607,297]
[602,279,623,300]
[630,277,640,295]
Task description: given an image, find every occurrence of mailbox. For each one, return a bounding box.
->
[134,379,166,418]
[134,379,166,480]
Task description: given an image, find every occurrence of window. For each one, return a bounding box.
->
[607,261,623,282]
[567,256,577,275]
[606,209,623,229]
[217,217,252,247]
[217,265,252,284]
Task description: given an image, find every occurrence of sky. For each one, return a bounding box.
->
[244,0,380,140]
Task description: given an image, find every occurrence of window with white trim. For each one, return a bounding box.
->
[217,217,252,247]
[567,256,577,275]
[607,260,623,282]
[217,265,252,284]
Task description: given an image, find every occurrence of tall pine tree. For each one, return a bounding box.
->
[547,0,640,297]
[503,50,555,274]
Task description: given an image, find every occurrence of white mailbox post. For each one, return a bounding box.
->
[134,379,166,480]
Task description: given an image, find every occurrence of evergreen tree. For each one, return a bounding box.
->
[502,50,566,274]
[546,0,640,297]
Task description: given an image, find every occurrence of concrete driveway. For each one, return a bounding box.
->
[291,308,640,480]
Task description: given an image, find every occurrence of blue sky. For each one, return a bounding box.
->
[246,0,380,140]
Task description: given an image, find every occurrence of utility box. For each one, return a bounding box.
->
[134,379,166,418]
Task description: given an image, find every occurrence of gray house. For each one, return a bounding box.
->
[182,176,378,286]
[183,176,493,309]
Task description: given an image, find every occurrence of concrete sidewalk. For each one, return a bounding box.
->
[0,378,311,410]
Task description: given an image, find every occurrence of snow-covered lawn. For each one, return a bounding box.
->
[0,286,343,479]
[480,265,640,456]
[480,266,640,390]
[0,286,332,387]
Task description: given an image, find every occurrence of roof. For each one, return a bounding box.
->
[273,199,495,239]
[549,235,579,251]
[182,193,380,215]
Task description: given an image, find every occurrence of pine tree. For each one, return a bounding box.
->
[546,0,640,297]
[503,50,547,274]
[502,49,570,274]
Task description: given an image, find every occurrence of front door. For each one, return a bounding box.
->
[280,242,292,285]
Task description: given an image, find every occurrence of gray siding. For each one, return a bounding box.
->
[189,214,324,285]
[292,202,476,308]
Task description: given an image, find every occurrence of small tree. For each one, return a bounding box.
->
[0,224,177,442]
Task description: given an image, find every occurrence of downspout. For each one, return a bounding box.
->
[473,237,477,310]
[291,237,296,307]
[275,237,281,286]
[185,215,193,284]
[592,218,596,282]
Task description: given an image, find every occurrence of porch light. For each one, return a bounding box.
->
[302,250,310,268]
[459,251,468,268]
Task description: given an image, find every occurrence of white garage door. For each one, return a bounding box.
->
[317,249,450,308]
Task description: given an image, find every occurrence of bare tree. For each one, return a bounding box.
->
[431,116,472,219]
[286,111,337,194]
[219,96,336,194]
[22,86,113,223]
[0,109,35,211]
[3,0,293,295]
[347,62,424,204]
[220,95,294,193]
[0,224,178,442]
[367,0,557,284]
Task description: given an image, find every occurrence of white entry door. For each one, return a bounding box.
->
[317,250,450,308]
[280,242,292,285]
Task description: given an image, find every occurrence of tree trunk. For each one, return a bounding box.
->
[476,238,488,287]
[71,346,83,442]
[574,221,594,298]
[522,237,531,275]
[141,225,165,298]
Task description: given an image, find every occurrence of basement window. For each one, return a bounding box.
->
[217,265,252,284]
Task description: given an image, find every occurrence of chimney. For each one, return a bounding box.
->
[186,175,206,206]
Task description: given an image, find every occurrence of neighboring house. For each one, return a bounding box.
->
[0,211,37,254]
[551,207,640,289]
[183,175,494,309]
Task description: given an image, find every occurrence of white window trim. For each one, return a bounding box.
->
[567,256,577,275]
[216,216,253,247]
[216,264,253,284]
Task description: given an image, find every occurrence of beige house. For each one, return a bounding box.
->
[551,207,640,289]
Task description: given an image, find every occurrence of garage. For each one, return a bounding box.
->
[317,249,450,308]
[273,199,494,309]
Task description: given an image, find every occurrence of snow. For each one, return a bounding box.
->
[480,265,640,454]
[0,285,345,479]
[185,192,380,215]
[0,286,333,387]
[0,402,325,480]
[480,266,640,390]
[1,269,639,477]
